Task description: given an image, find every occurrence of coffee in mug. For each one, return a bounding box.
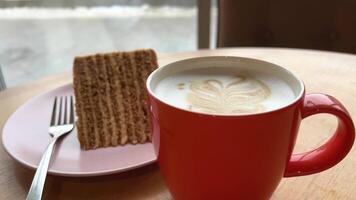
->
[153,66,296,115]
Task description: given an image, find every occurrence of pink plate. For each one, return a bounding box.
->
[2,83,156,177]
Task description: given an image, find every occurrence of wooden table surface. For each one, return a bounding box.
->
[1,48,356,200]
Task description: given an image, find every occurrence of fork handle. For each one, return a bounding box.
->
[26,137,58,200]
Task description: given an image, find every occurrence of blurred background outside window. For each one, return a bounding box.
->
[0,0,217,88]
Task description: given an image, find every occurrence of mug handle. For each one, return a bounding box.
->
[284,93,355,177]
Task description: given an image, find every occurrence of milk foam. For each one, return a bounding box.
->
[153,67,296,115]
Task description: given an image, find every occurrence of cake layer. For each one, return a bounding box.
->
[73,49,158,150]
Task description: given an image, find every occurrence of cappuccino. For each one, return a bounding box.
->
[153,66,296,115]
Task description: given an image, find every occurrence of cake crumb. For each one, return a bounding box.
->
[177,83,185,90]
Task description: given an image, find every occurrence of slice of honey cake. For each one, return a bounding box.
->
[73,49,158,150]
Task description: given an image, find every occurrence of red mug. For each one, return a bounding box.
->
[146,56,355,199]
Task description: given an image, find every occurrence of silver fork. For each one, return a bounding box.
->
[26,96,75,200]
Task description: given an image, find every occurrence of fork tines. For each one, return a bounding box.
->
[50,95,74,126]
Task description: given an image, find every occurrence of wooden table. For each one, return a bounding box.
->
[1,48,356,200]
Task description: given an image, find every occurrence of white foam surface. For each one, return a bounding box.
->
[153,67,296,115]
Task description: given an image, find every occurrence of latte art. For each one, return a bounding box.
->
[153,66,296,115]
[187,75,271,114]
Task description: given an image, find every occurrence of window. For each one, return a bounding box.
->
[0,0,198,87]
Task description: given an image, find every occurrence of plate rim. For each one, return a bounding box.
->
[1,83,157,177]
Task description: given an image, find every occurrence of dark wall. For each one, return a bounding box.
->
[218,0,356,54]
